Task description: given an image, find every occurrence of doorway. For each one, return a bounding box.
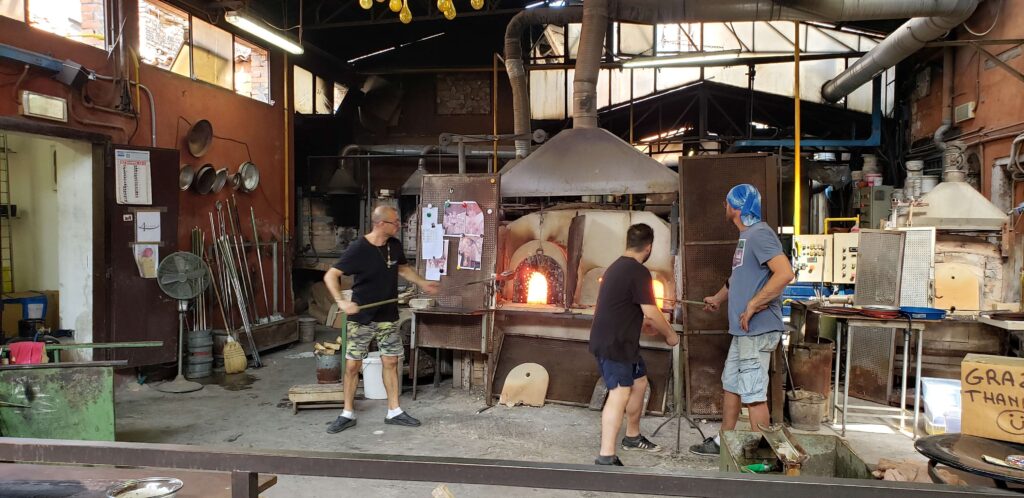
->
[1,129,97,355]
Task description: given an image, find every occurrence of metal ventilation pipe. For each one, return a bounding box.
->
[504,6,583,158]
[506,0,982,156]
[933,47,955,151]
[572,0,607,129]
[821,0,979,102]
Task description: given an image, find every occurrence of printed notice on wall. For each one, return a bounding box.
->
[115,149,152,205]
[134,244,159,278]
[135,210,161,243]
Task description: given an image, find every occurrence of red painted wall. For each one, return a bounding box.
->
[908,1,1024,204]
[0,5,294,315]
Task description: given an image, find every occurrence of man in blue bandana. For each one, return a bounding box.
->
[690,184,794,456]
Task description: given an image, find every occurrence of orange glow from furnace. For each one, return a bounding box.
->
[652,280,665,309]
[526,272,548,304]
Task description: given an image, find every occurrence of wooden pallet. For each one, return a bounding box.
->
[288,383,344,414]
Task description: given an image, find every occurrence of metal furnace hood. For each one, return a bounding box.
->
[499,128,678,197]
[913,177,1007,231]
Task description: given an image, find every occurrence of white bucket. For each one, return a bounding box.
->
[361,352,388,399]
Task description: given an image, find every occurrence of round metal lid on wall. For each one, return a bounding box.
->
[179,164,195,191]
[186,119,213,158]
[192,164,215,194]
[238,161,260,192]
[211,168,228,193]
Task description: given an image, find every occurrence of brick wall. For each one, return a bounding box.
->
[79,0,105,50]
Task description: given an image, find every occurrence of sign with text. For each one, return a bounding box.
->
[962,354,1024,444]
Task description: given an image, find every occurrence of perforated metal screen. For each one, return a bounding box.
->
[853,230,906,308]
[848,325,897,404]
[898,227,935,307]
[420,174,499,310]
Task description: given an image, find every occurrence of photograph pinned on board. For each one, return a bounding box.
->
[464,201,484,236]
[443,201,467,236]
[457,235,483,271]
[425,239,449,281]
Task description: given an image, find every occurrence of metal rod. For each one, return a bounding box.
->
[272,240,279,315]
[0,438,1007,498]
[220,237,261,367]
[251,207,271,317]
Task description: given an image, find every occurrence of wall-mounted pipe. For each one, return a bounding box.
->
[934,47,955,151]
[572,0,607,129]
[506,0,982,158]
[94,73,157,147]
[821,0,979,102]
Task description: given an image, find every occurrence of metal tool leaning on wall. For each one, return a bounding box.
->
[322,206,440,434]
[692,184,795,457]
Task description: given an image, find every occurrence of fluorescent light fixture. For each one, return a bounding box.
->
[623,49,742,68]
[225,11,304,55]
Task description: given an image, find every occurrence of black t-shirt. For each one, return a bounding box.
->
[588,256,655,362]
[332,236,408,324]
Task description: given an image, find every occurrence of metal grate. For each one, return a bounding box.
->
[416,313,484,351]
[683,243,735,330]
[419,174,499,310]
[898,227,935,307]
[853,230,906,308]
[847,325,897,404]
[684,332,732,419]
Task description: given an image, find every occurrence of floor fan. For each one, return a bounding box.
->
[154,251,212,394]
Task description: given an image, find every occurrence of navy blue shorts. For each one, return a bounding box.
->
[596,356,647,389]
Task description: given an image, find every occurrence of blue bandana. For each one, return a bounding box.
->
[726,184,762,227]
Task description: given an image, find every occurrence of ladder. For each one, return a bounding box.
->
[0,133,13,293]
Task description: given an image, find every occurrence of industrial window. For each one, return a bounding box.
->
[293,65,313,114]
[0,1,24,23]
[333,83,348,112]
[234,38,270,104]
[139,0,271,103]
[315,76,331,114]
[1,0,107,50]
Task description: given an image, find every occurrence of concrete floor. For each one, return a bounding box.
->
[116,324,939,497]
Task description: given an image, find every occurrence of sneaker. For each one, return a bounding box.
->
[384,412,422,427]
[594,455,624,466]
[326,416,356,434]
[621,434,662,453]
[689,436,720,456]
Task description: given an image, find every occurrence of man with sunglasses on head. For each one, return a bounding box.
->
[324,206,439,434]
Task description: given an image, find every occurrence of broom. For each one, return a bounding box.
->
[208,249,246,374]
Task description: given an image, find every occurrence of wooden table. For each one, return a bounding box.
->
[818,314,939,439]
[0,463,277,497]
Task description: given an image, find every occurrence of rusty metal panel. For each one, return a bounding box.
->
[419,174,499,310]
[684,331,732,419]
[492,331,671,412]
[416,312,484,351]
[848,325,896,404]
[565,215,585,307]
[678,153,779,332]
[679,153,779,243]
[683,242,736,330]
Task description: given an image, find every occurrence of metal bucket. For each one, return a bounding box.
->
[788,390,825,431]
[316,353,341,384]
[789,342,834,422]
[299,317,317,343]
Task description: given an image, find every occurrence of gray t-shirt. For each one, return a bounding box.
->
[728,222,785,336]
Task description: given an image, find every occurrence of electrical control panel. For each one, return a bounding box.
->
[832,232,860,284]
[856,186,893,229]
[793,234,833,283]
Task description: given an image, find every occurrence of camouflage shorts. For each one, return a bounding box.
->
[346,321,403,360]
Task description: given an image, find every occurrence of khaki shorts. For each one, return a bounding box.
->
[721,331,781,404]
[346,321,403,360]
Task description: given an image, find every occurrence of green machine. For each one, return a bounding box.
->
[0,341,160,441]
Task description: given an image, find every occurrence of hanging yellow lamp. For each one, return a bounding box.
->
[400,0,412,24]
[359,0,373,9]
[389,0,403,13]
[471,0,484,10]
